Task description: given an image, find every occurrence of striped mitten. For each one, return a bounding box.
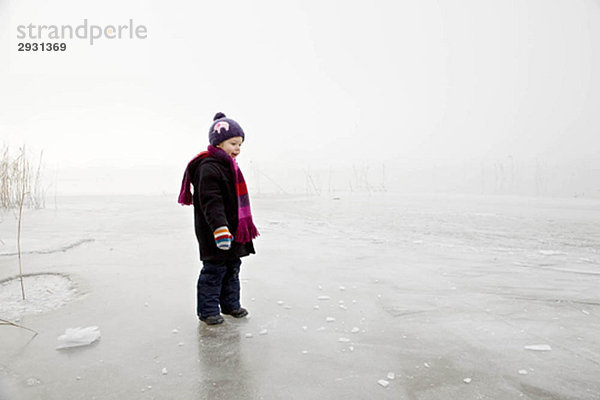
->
[214,226,233,250]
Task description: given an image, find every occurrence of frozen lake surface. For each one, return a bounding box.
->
[1,193,599,399]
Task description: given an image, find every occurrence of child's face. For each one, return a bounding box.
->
[216,136,243,158]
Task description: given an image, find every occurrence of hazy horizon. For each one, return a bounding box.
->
[2,0,600,197]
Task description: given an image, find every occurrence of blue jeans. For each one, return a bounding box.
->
[197,259,242,318]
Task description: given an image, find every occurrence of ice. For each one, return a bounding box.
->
[2,193,600,399]
[245,333,253,339]
[161,368,168,375]
[259,329,268,335]
[171,329,179,334]
[277,300,284,305]
[463,378,472,384]
[338,337,351,343]
[518,369,529,375]
[326,317,336,323]
[387,372,395,380]
[56,326,101,349]
[339,286,346,291]
[524,344,552,351]
[317,295,331,300]
[377,379,390,388]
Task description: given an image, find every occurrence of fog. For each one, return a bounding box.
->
[1,0,600,196]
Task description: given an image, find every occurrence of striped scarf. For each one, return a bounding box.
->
[178,145,259,244]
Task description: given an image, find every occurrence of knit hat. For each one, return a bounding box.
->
[209,112,245,146]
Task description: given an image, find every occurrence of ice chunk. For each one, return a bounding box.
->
[339,286,346,291]
[277,300,284,305]
[339,305,347,310]
[539,250,567,256]
[326,317,336,323]
[245,333,253,339]
[387,372,395,380]
[259,329,268,335]
[463,378,472,384]
[171,329,179,334]
[162,368,168,375]
[338,337,351,343]
[351,327,360,334]
[524,344,552,351]
[25,377,42,386]
[377,379,390,388]
[318,295,330,300]
[56,326,101,349]
[313,305,320,310]
[518,369,529,375]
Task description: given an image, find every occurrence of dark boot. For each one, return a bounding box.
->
[222,308,248,318]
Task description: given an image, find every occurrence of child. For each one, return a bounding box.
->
[178,112,259,325]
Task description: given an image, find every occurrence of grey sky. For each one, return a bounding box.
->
[1,0,599,194]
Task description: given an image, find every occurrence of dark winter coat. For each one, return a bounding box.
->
[189,155,255,261]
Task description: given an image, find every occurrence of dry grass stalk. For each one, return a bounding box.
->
[18,154,26,300]
[0,317,38,336]
[0,144,45,209]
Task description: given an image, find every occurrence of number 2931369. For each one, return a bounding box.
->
[18,42,67,52]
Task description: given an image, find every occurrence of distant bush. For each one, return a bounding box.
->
[0,145,45,209]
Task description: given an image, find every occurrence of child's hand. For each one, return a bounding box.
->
[214,226,233,250]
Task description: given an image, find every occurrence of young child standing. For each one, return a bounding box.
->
[178,112,259,325]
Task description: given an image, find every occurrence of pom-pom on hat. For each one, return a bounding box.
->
[209,112,245,146]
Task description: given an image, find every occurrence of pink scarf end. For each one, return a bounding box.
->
[235,220,259,244]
